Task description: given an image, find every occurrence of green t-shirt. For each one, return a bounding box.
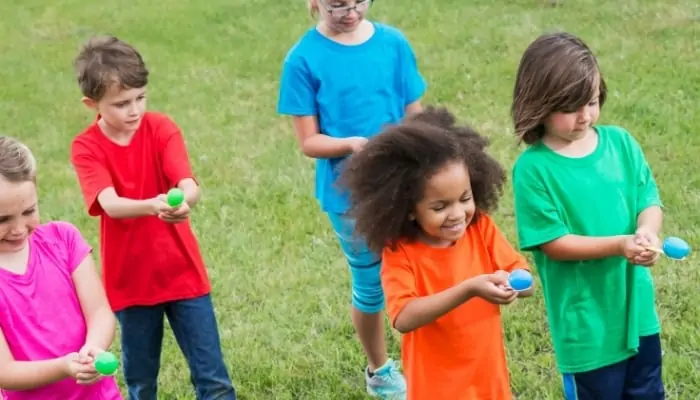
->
[512,125,663,374]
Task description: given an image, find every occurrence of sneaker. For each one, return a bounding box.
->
[365,359,407,399]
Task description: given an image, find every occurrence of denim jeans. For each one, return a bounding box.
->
[115,294,236,400]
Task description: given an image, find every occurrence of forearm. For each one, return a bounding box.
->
[98,190,156,219]
[301,135,354,159]
[0,358,68,390]
[178,178,201,208]
[394,279,476,333]
[84,306,117,351]
[540,234,628,261]
[637,206,663,234]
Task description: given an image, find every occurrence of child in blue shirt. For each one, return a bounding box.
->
[277,0,426,398]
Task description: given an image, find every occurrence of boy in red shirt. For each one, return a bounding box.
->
[69,36,236,400]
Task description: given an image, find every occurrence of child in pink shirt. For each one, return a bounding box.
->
[0,136,122,400]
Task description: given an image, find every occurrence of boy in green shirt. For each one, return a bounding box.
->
[510,32,665,399]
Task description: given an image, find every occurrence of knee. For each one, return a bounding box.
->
[350,264,385,313]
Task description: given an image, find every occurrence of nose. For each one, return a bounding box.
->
[8,222,27,238]
[127,102,139,116]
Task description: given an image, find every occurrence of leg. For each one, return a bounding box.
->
[165,294,236,400]
[562,359,627,400]
[327,212,406,399]
[623,334,665,399]
[116,305,166,400]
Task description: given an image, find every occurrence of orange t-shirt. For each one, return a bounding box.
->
[381,213,529,400]
[70,112,211,312]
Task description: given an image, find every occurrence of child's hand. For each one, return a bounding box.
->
[471,273,518,305]
[620,235,649,264]
[492,270,511,290]
[158,200,191,224]
[63,352,100,385]
[75,345,104,385]
[345,137,368,153]
[149,195,174,216]
[633,228,661,266]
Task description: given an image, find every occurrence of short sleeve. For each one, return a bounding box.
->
[277,52,318,116]
[628,136,663,214]
[398,34,427,106]
[51,222,92,274]
[512,158,569,251]
[157,115,196,187]
[477,214,530,273]
[70,137,113,216]
[380,247,418,327]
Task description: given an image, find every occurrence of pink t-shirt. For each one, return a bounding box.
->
[0,222,122,400]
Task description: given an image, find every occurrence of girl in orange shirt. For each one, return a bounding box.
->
[339,106,535,399]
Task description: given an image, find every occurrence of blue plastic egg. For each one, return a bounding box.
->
[509,269,533,291]
[662,237,690,260]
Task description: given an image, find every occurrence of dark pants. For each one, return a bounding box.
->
[115,294,236,400]
[563,334,665,400]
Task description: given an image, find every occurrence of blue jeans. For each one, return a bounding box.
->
[115,294,236,400]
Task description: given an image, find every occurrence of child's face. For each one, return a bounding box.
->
[0,178,39,254]
[413,161,476,248]
[84,84,147,137]
[316,0,370,33]
[544,91,601,143]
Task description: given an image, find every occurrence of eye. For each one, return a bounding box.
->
[22,208,35,216]
[0,217,8,224]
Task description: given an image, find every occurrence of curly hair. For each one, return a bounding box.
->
[512,32,608,145]
[339,106,506,253]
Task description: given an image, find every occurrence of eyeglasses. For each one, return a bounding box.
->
[318,0,372,18]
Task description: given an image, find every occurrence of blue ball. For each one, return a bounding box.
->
[509,269,533,291]
[662,237,690,260]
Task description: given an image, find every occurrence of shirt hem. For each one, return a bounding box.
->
[557,350,637,374]
[110,289,211,313]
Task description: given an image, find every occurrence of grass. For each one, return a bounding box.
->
[1,0,698,398]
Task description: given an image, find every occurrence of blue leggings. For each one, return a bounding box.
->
[327,212,385,314]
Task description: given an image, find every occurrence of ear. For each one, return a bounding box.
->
[81,96,98,110]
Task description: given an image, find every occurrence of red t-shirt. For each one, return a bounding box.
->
[70,112,211,312]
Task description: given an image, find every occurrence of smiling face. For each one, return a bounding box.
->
[0,177,39,254]
[413,160,476,247]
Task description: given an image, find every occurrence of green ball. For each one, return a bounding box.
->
[167,188,185,207]
[94,351,119,376]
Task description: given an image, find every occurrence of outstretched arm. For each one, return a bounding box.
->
[0,327,70,390]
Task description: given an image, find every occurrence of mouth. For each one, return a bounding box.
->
[441,222,466,233]
[2,237,27,247]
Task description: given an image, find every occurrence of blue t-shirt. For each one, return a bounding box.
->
[277,22,427,213]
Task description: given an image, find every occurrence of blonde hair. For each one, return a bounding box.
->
[0,137,37,183]
[307,0,320,17]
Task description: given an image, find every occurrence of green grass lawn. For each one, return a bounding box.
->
[1,0,699,398]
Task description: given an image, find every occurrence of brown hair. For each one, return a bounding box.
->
[0,137,37,183]
[511,32,607,145]
[73,36,149,101]
[339,106,506,253]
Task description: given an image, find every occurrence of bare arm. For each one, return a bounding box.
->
[405,100,423,116]
[0,328,69,390]
[178,178,201,208]
[637,205,663,234]
[394,279,477,333]
[291,116,361,159]
[540,234,628,261]
[97,188,169,219]
[73,254,116,352]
